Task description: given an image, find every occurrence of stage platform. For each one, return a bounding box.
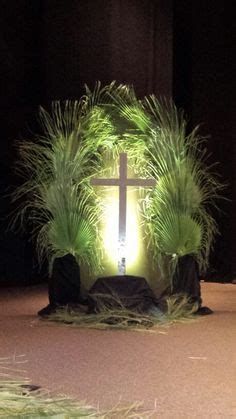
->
[0,282,235,417]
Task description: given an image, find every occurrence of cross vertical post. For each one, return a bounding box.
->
[118,153,128,275]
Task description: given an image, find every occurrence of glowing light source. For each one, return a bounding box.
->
[103,190,140,272]
[91,153,156,275]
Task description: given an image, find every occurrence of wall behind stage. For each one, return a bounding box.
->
[0,0,234,283]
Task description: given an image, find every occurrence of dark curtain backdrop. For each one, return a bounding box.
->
[39,0,172,101]
[191,3,235,278]
[0,0,234,283]
[174,1,235,279]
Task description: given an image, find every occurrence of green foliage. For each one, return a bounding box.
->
[37,187,103,273]
[147,210,202,257]
[110,84,223,286]
[11,87,118,276]
[11,81,223,290]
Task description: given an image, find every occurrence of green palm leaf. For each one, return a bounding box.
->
[11,81,224,290]
[111,85,223,281]
[154,212,202,257]
[11,87,118,279]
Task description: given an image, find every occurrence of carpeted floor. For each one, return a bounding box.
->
[0,282,235,418]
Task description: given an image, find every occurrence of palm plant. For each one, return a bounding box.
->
[110,85,223,288]
[11,87,118,277]
[11,81,223,293]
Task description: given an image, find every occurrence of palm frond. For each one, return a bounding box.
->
[11,90,118,278]
[165,294,198,320]
[11,82,224,291]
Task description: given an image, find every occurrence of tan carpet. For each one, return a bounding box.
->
[0,282,235,418]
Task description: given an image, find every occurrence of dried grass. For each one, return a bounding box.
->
[45,294,198,333]
[0,357,155,418]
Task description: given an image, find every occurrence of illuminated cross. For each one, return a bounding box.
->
[91,152,156,275]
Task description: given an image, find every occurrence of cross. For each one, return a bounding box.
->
[91,152,156,275]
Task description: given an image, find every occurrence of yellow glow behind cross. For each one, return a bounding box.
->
[103,188,140,272]
[91,153,156,276]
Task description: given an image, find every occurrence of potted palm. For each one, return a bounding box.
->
[111,85,223,311]
[11,85,118,314]
[11,82,223,316]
